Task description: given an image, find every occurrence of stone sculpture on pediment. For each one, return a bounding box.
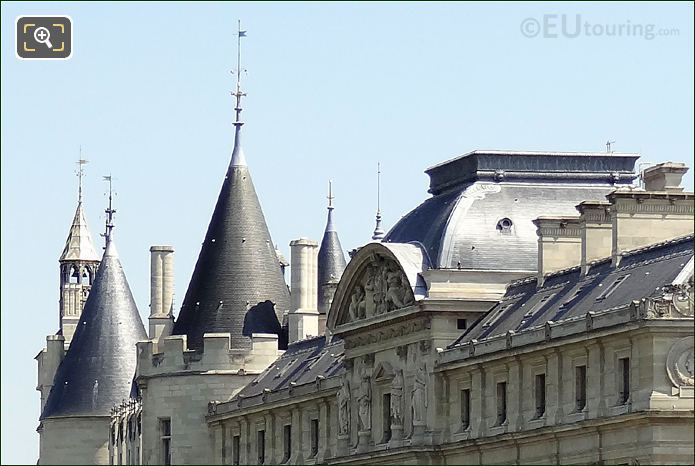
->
[339,255,416,325]
[348,285,366,321]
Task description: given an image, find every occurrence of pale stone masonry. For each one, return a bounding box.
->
[38,117,694,465]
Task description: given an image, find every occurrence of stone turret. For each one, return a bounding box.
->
[317,182,347,332]
[58,178,100,346]
[40,212,146,464]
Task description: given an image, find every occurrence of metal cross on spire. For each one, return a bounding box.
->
[76,149,89,203]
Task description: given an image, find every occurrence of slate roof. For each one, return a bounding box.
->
[230,335,344,406]
[384,150,639,270]
[451,234,694,347]
[317,204,347,314]
[41,239,147,419]
[60,201,100,263]
[172,129,291,351]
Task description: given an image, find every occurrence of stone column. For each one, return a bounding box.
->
[470,365,484,438]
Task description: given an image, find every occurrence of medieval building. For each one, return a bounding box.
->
[36,32,694,466]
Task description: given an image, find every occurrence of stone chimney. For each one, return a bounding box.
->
[289,238,319,343]
[533,216,582,284]
[36,334,65,412]
[576,200,612,272]
[149,246,175,340]
[609,162,693,264]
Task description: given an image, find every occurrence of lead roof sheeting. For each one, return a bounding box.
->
[172,164,291,351]
[451,235,694,347]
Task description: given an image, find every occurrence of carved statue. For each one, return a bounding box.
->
[357,369,372,431]
[348,285,366,320]
[385,265,410,311]
[365,266,387,316]
[411,363,427,426]
[337,375,351,435]
[390,369,404,426]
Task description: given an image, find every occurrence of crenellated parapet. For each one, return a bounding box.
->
[136,332,283,380]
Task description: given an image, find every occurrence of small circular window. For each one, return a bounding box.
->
[496,217,513,233]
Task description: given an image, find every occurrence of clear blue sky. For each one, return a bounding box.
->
[1,1,693,463]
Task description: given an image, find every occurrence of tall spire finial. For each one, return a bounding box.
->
[372,162,385,241]
[102,174,115,244]
[327,180,334,209]
[230,20,248,167]
[76,151,88,204]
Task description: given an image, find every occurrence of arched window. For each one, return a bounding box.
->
[69,266,79,284]
[81,267,90,285]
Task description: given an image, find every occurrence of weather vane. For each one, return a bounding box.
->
[76,148,89,203]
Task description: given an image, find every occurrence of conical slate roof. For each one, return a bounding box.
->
[41,239,146,419]
[171,128,291,351]
[60,202,100,262]
[317,203,346,314]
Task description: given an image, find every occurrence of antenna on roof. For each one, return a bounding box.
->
[102,174,115,244]
[606,140,616,153]
[372,162,385,241]
[76,149,89,204]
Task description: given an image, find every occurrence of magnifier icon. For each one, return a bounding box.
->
[33,27,53,49]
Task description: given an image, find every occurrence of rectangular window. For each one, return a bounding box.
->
[310,419,319,457]
[457,319,467,330]
[232,435,240,465]
[460,389,470,429]
[283,425,292,463]
[257,430,265,465]
[496,382,507,425]
[160,418,171,466]
[575,365,587,411]
[619,357,630,404]
[382,393,392,442]
[534,374,546,418]
[596,275,630,301]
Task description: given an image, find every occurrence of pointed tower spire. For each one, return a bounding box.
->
[318,180,347,317]
[372,162,385,240]
[43,198,146,420]
[172,23,290,351]
[230,20,247,167]
[59,158,101,345]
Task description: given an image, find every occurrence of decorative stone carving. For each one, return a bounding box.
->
[411,363,428,427]
[667,337,695,388]
[348,285,366,320]
[358,369,372,431]
[337,374,351,436]
[340,256,415,325]
[638,282,694,319]
[390,369,404,427]
[343,317,430,350]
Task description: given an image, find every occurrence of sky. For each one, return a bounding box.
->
[1,1,693,463]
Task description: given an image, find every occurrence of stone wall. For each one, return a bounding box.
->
[39,417,110,465]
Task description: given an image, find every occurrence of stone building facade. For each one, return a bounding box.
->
[36,42,694,464]
[205,161,694,465]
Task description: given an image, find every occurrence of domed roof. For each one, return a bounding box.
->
[384,150,639,270]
